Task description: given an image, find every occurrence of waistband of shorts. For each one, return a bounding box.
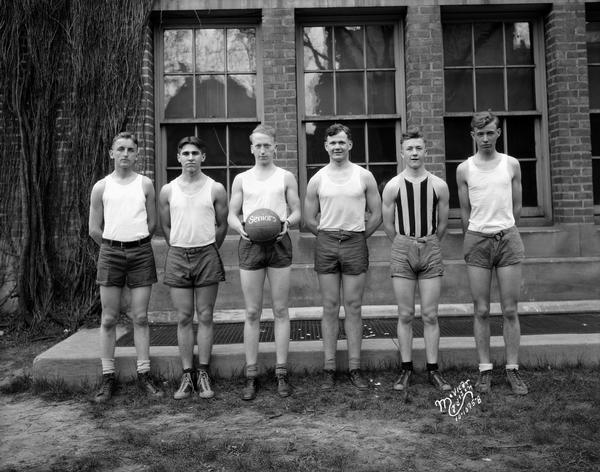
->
[319,229,364,237]
[170,243,214,253]
[395,233,438,243]
[466,226,517,240]
[101,235,151,248]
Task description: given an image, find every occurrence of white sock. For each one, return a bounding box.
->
[505,364,519,371]
[478,363,493,372]
[137,359,151,374]
[101,358,115,375]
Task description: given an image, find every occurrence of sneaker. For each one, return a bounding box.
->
[506,369,528,395]
[137,372,164,398]
[393,369,412,392]
[276,374,291,398]
[428,370,452,392]
[241,377,257,401]
[475,369,493,394]
[349,369,369,390]
[321,370,335,391]
[173,372,194,400]
[94,373,116,403]
[197,369,215,399]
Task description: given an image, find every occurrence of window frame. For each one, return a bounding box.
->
[586,9,600,216]
[441,11,551,223]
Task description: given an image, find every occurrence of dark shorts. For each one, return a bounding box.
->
[390,234,444,280]
[314,230,368,275]
[96,240,157,288]
[238,233,292,270]
[463,226,524,269]
[163,244,225,288]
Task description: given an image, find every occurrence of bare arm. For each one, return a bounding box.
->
[158,184,171,245]
[510,157,522,225]
[213,182,229,248]
[456,162,471,234]
[434,178,450,240]
[381,180,398,241]
[88,181,105,246]
[142,176,157,235]
[363,171,382,239]
[227,175,248,239]
[303,175,321,236]
[282,171,301,234]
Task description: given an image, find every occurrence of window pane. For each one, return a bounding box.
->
[196,29,225,72]
[474,23,503,66]
[444,117,473,159]
[444,69,473,112]
[335,26,364,69]
[445,162,460,209]
[507,68,535,111]
[367,71,395,114]
[476,68,504,110]
[588,66,600,108]
[506,116,536,158]
[336,72,365,115]
[196,124,227,166]
[203,168,228,189]
[165,124,196,167]
[167,169,180,182]
[366,25,394,68]
[591,114,600,155]
[506,22,533,65]
[306,122,331,165]
[164,76,193,118]
[367,120,396,163]
[164,29,192,73]
[305,72,334,115]
[196,75,225,118]
[369,164,397,194]
[229,123,258,166]
[593,159,600,205]
[586,22,600,63]
[520,160,538,207]
[227,75,256,118]
[227,28,256,72]
[307,165,322,182]
[304,27,332,70]
[443,23,472,66]
[346,122,366,163]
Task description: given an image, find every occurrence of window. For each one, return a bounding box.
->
[157,23,261,193]
[297,21,403,195]
[442,17,548,218]
[586,18,600,213]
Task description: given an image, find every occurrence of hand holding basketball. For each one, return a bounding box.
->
[244,208,283,243]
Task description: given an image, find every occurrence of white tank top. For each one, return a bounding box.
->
[169,176,216,248]
[466,154,515,233]
[241,167,288,221]
[102,174,149,241]
[316,164,366,232]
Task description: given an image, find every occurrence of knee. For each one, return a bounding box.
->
[245,307,262,323]
[503,305,518,321]
[473,304,490,319]
[322,299,340,315]
[100,312,118,330]
[130,311,149,326]
[196,308,214,326]
[177,311,194,327]
[397,308,415,324]
[272,305,289,321]
[421,310,439,326]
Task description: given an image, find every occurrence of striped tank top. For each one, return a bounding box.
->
[394,173,438,238]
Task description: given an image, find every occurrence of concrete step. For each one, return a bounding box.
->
[32,300,600,387]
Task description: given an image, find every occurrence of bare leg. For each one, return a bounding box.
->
[170,287,195,370]
[128,286,153,362]
[496,263,522,365]
[99,286,122,361]
[392,277,417,363]
[240,268,266,367]
[318,273,341,371]
[195,284,219,366]
[467,266,493,365]
[418,277,443,364]
[267,266,291,366]
[341,273,368,371]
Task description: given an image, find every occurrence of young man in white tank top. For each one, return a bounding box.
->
[456,111,528,396]
[228,124,301,400]
[159,137,228,400]
[89,132,163,402]
[304,123,382,391]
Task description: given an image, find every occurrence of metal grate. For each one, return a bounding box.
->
[115,313,600,347]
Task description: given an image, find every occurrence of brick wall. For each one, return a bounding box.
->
[135,24,156,181]
[404,4,446,179]
[261,8,298,177]
[545,1,594,223]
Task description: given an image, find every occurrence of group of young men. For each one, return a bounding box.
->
[89,110,528,403]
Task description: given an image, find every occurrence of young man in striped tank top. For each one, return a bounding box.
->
[158,136,228,400]
[456,111,528,395]
[228,125,301,400]
[304,123,382,391]
[89,132,163,402]
[382,127,452,393]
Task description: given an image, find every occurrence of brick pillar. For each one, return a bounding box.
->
[545,2,594,223]
[404,4,445,178]
[261,8,298,177]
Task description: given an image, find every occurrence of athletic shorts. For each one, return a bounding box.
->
[238,233,292,270]
[314,230,368,275]
[463,226,524,269]
[96,238,157,288]
[163,244,225,288]
[390,234,444,280]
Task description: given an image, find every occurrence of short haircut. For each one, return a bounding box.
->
[111,131,138,148]
[471,111,500,130]
[177,136,207,153]
[325,123,352,142]
[401,126,424,144]
[250,124,276,142]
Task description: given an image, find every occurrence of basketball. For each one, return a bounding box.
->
[245,208,282,243]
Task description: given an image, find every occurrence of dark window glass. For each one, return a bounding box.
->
[443,23,472,66]
[586,21,600,63]
[336,72,365,115]
[445,69,474,112]
[588,66,600,108]
[505,22,533,65]
[369,164,398,194]
[506,116,535,158]
[164,77,193,118]
[335,26,364,69]
[227,75,256,118]
[520,160,538,207]
[507,68,535,110]
[445,161,460,209]
[593,160,600,205]
[166,124,196,167]
[203,168,227,189]
[196,124,227,165]
[367,71,395,114]
[367,120,396,163]
[591,114,600,155]
[366,25,394,68]
[475,68,504,110]
[444,117,473,159]
[305,72,334,115]
[474,23,503,66]
[229,123,258,166]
